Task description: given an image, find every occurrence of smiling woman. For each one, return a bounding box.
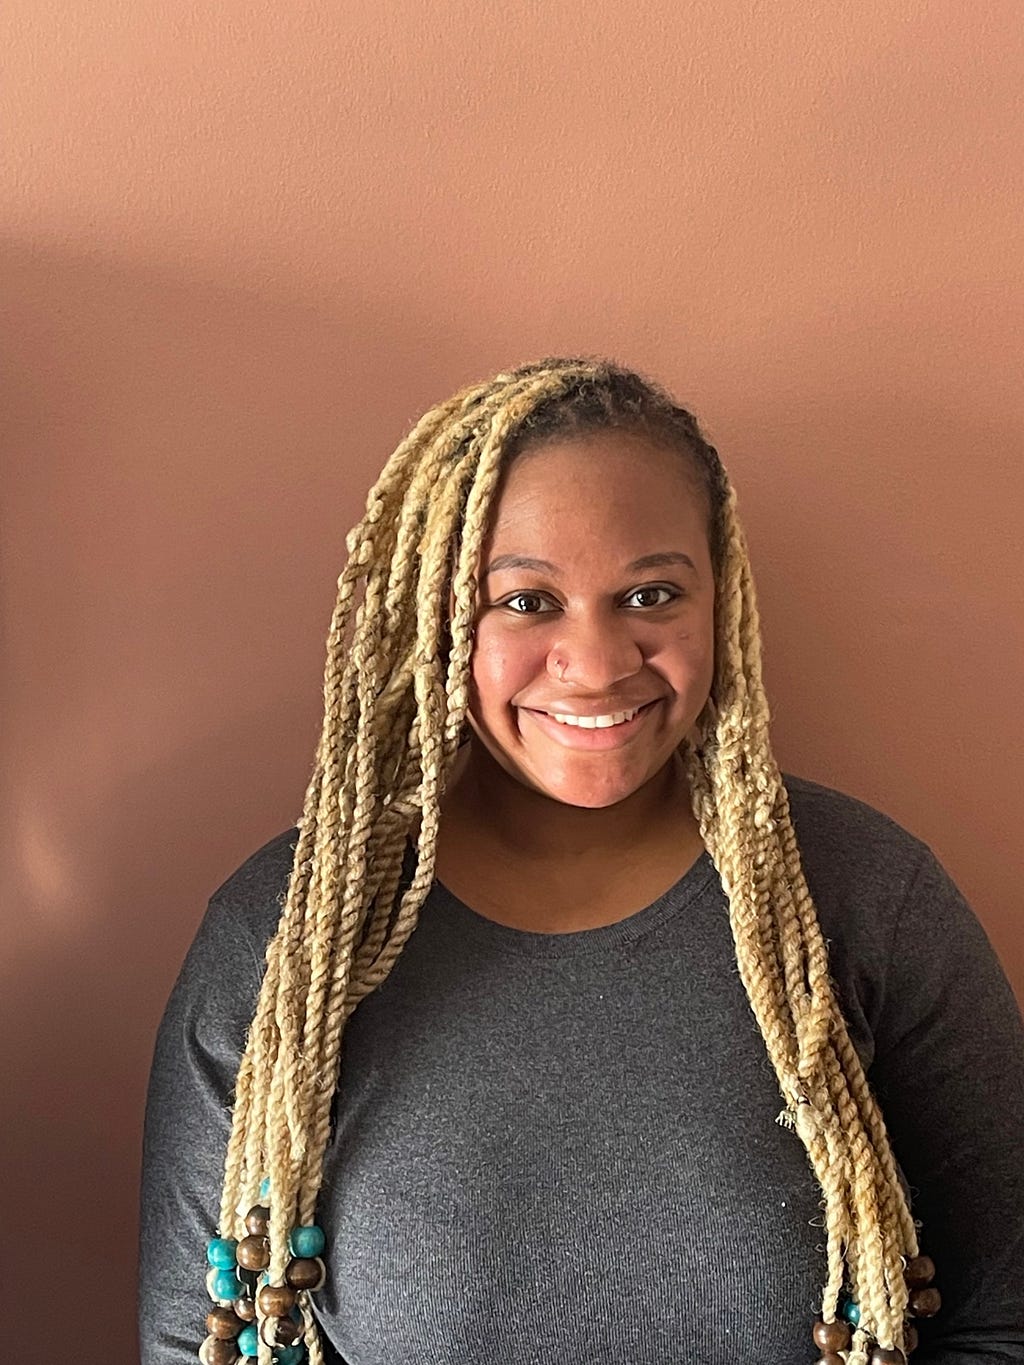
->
[433,430,715,921]
[140,358,1024,1365]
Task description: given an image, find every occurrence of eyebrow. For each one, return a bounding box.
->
[481,551,698,579]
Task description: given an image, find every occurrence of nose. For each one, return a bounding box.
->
[546,610,645,691]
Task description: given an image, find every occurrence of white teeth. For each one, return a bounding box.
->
[547,706,642,728]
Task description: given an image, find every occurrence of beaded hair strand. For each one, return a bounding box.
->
[197,358,938,1365]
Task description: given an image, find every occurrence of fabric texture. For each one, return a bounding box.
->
[138,773,1024,1364]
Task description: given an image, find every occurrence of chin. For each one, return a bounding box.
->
[556,788,639,810]
[529,768,655,810]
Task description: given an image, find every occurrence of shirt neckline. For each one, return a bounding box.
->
[424,848,719,958]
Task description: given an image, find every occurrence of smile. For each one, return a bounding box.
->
[545,706,643,729]
[519,700,660,748]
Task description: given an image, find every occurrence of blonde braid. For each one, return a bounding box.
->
[683,472,917,1360]
[200,357,928,1365]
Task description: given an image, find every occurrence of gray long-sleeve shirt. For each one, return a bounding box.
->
[139,774,1024,1364]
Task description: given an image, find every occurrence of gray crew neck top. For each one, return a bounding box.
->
[139,774,1024,1364]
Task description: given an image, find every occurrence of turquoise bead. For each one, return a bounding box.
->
[275,1348,305,1364]
[210,1267,242,1301]
[840,1297,861,1326]
[237,1324,260,1356]
[206,1238,238,1269]
[259,1177,271,1200]
[288,1225,325,1258]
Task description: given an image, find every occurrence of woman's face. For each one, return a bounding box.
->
[464,431,716,809]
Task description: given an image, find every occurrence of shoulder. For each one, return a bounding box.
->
[150,828,301,1093]
[780,771,932,912]
[778,773,939,1049]
[205,825,301,955]
[778,772,1019,1058]
[208,824,300,922]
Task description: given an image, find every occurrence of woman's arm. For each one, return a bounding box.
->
[137,832,348,1364]
[869,849,1024,1363]
[138,887,264,1364]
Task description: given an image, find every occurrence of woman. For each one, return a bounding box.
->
[140,358,1024,1365]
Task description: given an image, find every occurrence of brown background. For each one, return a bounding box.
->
[2,3,1021,1362]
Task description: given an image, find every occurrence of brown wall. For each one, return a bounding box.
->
[3,4,1021,1361]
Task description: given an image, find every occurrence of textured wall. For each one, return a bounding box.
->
[2,3,1021,1361]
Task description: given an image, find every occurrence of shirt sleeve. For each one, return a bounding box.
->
[138,890,263,1364]
[867,848,1024,1363]
[137,883,351,1365]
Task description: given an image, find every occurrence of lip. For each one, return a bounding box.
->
[518,699,661,749]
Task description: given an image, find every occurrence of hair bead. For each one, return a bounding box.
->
[205,1306,244,1339]
[284,1256,326,1291]
[235,1234,270,1271]
[257,1284,297,1317]
[206,1238,238,1269]
[243,1205,270,1236]
[235,1323,259,1357]
[908,1286,942,1318]
[812,1319,852,1352]
[207,1267,242,1303]
[199,1335,241,1365]
[259,1315,302,1346]
[904,1255,935,1288]
[287,1224,325,1258]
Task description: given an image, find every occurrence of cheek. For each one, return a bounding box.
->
[645,618,715,688]
[469,626,545,711]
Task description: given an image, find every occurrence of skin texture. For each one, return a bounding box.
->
[435,432,716,928]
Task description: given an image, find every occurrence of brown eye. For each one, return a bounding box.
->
[624,586,680,608]
[503,592,554,615]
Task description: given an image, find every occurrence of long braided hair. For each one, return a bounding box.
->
[202,358,923,1365]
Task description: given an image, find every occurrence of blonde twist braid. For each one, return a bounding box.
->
[683,472,917,1359]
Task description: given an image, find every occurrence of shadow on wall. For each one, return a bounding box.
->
[0,237,468,1365]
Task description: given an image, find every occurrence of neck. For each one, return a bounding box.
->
[440,738,697,863]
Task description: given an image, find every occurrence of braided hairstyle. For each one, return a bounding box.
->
[202,357,923,1365]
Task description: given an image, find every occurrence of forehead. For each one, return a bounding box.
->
[482,432,710,563]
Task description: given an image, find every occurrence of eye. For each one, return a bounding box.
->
[623,585,681,608]
[501,592,557,615]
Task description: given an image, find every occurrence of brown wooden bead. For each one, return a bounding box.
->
[205,1305,243,1339]
[286,1256,325,1290]
[276,1317,301,1345]
[909,1286,942,1318]
[235,1234,270,1271]
[815,1355,845,1365]
[813,1320,852,1352]
[904,1255,936,1289]
[199,1336,240,1365]
[232,1297,256,1322]
[905,1324,919,1353]
[244,1203,270,1235]
[260,1315,302,1346]
[869,1349,906,1365]
[258,1283,298,1316]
